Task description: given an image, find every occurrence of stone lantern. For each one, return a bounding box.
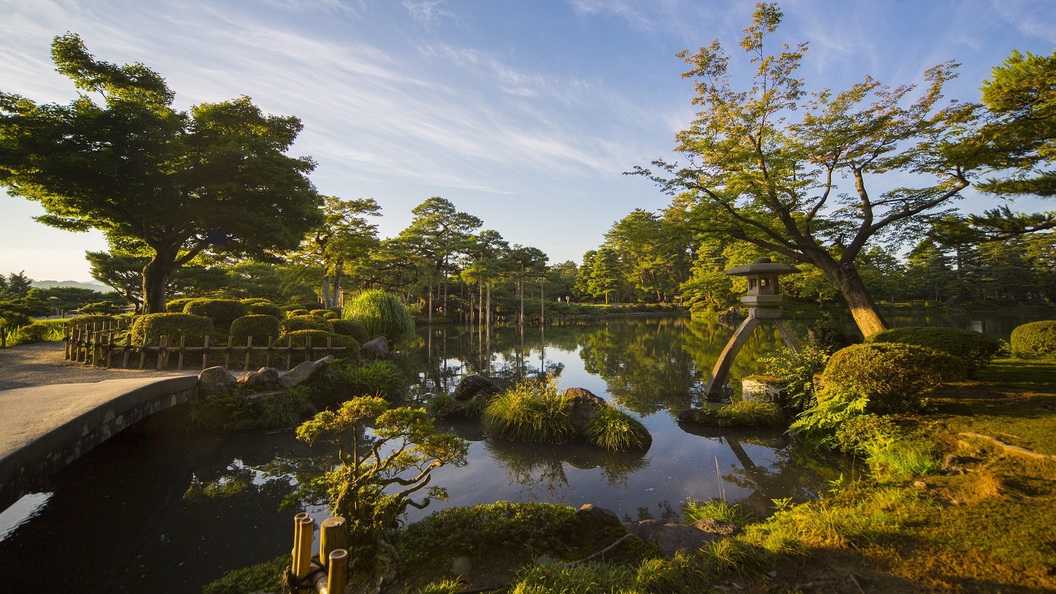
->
[703,257,800,399]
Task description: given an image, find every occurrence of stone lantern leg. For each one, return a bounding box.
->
[704,257,800,400]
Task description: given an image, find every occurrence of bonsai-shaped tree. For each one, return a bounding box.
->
[294,396,468,582]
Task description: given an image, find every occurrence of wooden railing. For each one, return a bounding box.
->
[64,323,352,372]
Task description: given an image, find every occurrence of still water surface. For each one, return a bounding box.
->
[0,312,1034,591]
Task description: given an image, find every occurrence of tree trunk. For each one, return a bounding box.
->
[142,253,172,314]
[321,274,333,308]
[831,263,888,338]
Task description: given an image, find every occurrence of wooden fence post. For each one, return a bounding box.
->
[138,335,148,369]
[122,334,132,369]
[224,335,233,370]
[243,336,253,371]
[177,335,187,370]
[201,335,211,370]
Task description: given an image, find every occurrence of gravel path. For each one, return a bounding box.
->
[0,342,195,391]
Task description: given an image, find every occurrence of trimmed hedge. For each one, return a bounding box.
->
[130,313,213,346]
[331,318,372,343]
[65,314,120,329]
[229,314,282,346]
[820,342,968,414]
[166,297,197,313]
[279,329,358,358]
[15,322,59,343]
[1010,320,1056,358]
[242,299,285,320]
[279,316,333,334]
[869,326,1002,375]
[183,299,248,329]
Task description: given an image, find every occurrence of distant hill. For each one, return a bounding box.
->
[31,280,111,293]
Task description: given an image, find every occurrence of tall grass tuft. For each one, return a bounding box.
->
[716,400,785,428]
[585,406,651,451]
[682,498,753,527]
[342,289,416,345]
[482,378,576,443]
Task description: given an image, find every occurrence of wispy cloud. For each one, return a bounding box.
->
[402,0,456,26]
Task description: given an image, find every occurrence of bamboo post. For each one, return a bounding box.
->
[177,335,186,370]
[201,335,211,370]
[122,333,132,369]
[224,335,232,370]
[293,513,315,591]
[305,336,312,363]
[265,336,273,368]
[244,336,253,371]
[319,517,346,563]
[327,550,348,594]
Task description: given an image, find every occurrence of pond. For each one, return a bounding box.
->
[0,311,1036,591]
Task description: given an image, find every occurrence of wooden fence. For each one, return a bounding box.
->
[65,323,353,372]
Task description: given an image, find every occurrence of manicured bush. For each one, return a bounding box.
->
[278,329,358,357]
[183,298,248,330]
[78,301,124,315]
[65,314,120,329]
[229,314,281,346]
[1009,320,1056,358]
[319,309,340,319]
[279,315,333,334]
[482,379,576,443]
[331,318,371,342]
[166,297,197,313]
[130,313,213,346]
[241,299,285,320]
[584,406,651,451]
[869,326,1002,375]
[819,342,967,414]
[343,290,416,345]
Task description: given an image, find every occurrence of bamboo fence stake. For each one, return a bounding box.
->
[293,514,315,590]
[157,335,169,370]
[319,517,346,564]
[122,334,132,369]
[177,335,186,370]
[224,335,233,370]
[327,550,348,594]
[106,331,115,368]
[138,335,148,369]
[201,335,211,370]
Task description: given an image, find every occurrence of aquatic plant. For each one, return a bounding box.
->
[585,406,651,451]
[482,378,576,443]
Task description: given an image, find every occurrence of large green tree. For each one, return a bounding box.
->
[634,4,984,337]
[294,195,381,308]
[0,34,322,313]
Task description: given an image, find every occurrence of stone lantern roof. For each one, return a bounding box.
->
[725,257,799,307]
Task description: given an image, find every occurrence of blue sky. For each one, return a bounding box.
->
[1,0,1053,282]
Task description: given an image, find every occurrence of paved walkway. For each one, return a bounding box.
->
[0,343,199,509]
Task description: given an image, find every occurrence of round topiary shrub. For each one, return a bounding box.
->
[229,314,282,346]
[869,326,1002,375]
[65,314,120,329]
[331,318,371,343]
[279,315,333,334]
[242,299,285,320]
[342,290,416,345]
[279,329,359,358]
[819,342,968,414]
[182,299,248,330]
[166,297,197,313]
[1009,320,1056,358]
[319,309,340,320]
[130,313,213,346]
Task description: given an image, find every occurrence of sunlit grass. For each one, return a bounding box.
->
[585,406,651,451]
[482,378,576,443]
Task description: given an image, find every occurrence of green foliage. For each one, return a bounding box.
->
[343,290,416,345]
[869,326,1003,374]
[294,397,468,576]
[65,314,120,329]
[202,556,287,594]
[182,298,248,329]
[820,343,968,414]
[305,359,406,407]
[78,301,124,315]
[279,315,333,334]
[331,318,371,342]
[482,378,576,443]
[14,322,61,344]
[682,499,753,527]
[1009,320,1056,358]
[681,401,785,429]
[129,312,213,346]
[398,502,581,566]
[585,406,652,451]
[190,386,312,431]
[760,344,830,412]
[241,299,285,319]
[279,329,357,356]
[165,297,197,313]
[228,314,281,346]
